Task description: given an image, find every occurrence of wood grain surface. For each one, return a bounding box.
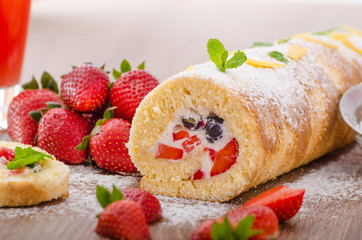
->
[1,0,362,239]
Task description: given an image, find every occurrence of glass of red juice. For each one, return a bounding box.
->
[0,0,31,128]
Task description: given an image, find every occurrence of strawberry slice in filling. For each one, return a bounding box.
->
[154,110,239,179]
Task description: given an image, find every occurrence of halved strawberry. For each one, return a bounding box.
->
[192,169,205,181]
[182,135,201,153]
[156,144,183,160]
[173,130,190,141]
[210,138,238,177]
[243,185,305,222]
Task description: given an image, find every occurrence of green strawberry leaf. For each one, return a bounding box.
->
[46,102,62,109]
[103,107,117,120]
[234,216,262,240]
[22,76,39,90]
[112,69,122,80]
[100,64,106,70]
[29,111,42,122]
[268,51,289,63]
[7,147,53,170]
[96,185,124,209]
[108,82,114,90]
[110,185,124,202]
[91,124,102,135]
[121,60,132,73]
[96,185,111,208]
[250,42,273,48]
[137,61,145,70]
[41,72,59,94]
[75,135,91,150]
[211,216,235,240]
[211,215,263,240]
[225,51,247,69]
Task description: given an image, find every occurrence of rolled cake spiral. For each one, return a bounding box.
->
[128,26,362,202]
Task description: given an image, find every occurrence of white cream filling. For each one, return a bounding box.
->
[151,107,235,178]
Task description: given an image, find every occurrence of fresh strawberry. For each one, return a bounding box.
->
[188,219,222,240]
[243,185,305,222]
[95,200,151,240]
[210,138,238,177]
[205,148,217,162]
[0,147,15,162]
[110,60,158,121]
[37,108,90,164]
[173,130,190,141]
[123,188,162,223]
[182,135,201,153]
[189,205,278,240]
[7,89,62,145]
[156,144,183,160]
[61,64,110,112]
[227,205,279,240]
[89,118,137,173]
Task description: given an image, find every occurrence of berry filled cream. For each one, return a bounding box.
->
[0,141,70,207]
[128,26,362,202]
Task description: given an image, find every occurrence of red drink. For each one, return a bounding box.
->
[0,0,31,88]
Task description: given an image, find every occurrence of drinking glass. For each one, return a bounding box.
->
[0,0,31,128]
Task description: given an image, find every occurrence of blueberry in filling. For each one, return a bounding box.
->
[205,116,224,143]
[182,117,203,131]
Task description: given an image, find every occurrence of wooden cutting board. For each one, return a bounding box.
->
[0,130,361,240]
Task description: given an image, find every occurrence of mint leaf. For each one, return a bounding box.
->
[226,51,247,69]
[207,39,246,72]
[96,185,111,208]
[110,185,124,202]
[313,27,340,35]
[7,147,53,170]
[268,51,289,63]
[277,37,291,44]
[250,42,273,48]
[207,39,228,72]
[234,215,262,240]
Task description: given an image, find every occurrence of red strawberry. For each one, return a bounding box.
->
[189,205,278,240]
[7,89,62,145]
[37,108,90,164]
[188,219,222,240]
[110,60,158,121]
[156,144,183,160]
[122,188,162,223]
[192,169,205,181]
[173,130,190,141]
[227,206,279,240]
[210,138,238,177]
[243,185,305,222]
[89,118,137,173]
[182,135,201,153]
[95,200,151,240]
[61,64,110,112]
[0,147,15,163]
